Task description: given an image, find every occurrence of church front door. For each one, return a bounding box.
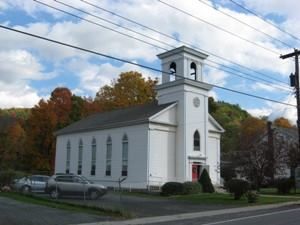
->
[192,164,201,181]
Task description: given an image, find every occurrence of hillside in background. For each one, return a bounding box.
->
[209,97,250,154]
[0,108,31,121]
[0,84,291,173]
[0,97,251,156]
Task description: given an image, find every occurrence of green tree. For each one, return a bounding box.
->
[199,169,215,193]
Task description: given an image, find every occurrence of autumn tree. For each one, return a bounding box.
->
[50,87,73,129]
[24,87,76,172]
[24,99,57,172]
[0,120,26,170]
[95,71,157,111]
[239,117,266,150]
[274,117,293,128]
[235,117,267,188]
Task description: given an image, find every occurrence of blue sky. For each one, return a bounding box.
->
[0,0,299,123]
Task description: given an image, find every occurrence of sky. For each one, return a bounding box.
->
[0,0,299,123]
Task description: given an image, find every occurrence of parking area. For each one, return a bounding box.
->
[54,191,231,217]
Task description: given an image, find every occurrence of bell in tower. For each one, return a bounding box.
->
[157,46,208,84]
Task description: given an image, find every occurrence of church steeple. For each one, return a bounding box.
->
[157,46,208,83]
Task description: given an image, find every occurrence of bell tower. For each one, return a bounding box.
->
[156,46,213,182]
[158,46,208,83]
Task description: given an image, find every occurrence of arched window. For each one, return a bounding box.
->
[66,140,71,174]
[122,134,129,176]
[91,138,97,176]
[105,136,112,176]
[169,62,176,81]
[194,131,200,151]
[77,139,83,175]
[190,62,197,80]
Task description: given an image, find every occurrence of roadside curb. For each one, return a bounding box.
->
[72,200,300,225]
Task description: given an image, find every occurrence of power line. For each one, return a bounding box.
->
[0,24,295,107]
[79,0,290,86]
[34,0,168,51]
[228,0,300,43]
[204,62,291,93]
[53,0,174,49]
[158,0,280,55]
[198,0,293,49]
[43,0,292,92]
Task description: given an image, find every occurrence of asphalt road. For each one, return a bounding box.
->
[0,196,112,225]
[153,205,300,225]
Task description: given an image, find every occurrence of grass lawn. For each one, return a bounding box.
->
[120,190,300,206]
[259,188,300,196]
[172,192,300,206]
[0,192,130,218]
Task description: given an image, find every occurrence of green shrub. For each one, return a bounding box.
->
[227,179,249,200]
[275,178,294,194]
[199,169,215,193]
[0,170,28,187]
[160,182,184,196]
[246,190,259,203]
[182,182,201,195]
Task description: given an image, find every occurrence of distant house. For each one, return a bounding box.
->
[54,46,224,189]
[243,122,298,179]
[267,124,298,178]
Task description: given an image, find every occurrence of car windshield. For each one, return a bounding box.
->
[80,176,92,184]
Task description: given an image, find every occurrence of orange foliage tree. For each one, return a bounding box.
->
[96,71,157,111]
[273,117,293,128]
[0,121,26,170]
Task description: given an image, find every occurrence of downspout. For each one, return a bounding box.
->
[147,125,151,190]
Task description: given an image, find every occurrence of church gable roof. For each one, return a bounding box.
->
[208,114,225,133]
[55,102,175,136]
[149,102,177,126]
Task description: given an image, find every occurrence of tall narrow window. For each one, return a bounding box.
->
[190,62,197,80]
[169,62,176,81]
[91,138,97,176]
[77,139,83,175]
[194,131,200,151]
[66,140,71,174]
[105,136,112,176]
[122,134,129,176]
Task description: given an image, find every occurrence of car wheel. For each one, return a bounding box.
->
[21,185,31,194]
[49,188,60,199]
[89,189,100,200]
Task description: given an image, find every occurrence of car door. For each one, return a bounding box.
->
[55,175,75,194]
[31,176,45,192]
[72,176,88,195]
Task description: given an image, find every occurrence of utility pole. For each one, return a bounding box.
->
[280,49,300,168]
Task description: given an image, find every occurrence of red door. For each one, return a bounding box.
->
[192,164,199,181]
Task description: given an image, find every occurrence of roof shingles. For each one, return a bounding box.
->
[55,102,174,136]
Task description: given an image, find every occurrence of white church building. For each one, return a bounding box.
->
[55,46,224,189]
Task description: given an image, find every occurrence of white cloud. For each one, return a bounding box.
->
[247,107,272,118]
[208,90,218,101]
[204,67,228,86]
[67,59,159,95]
[251,82,277,92]
[0,0,298,110]
[246,95,297,124]
[0,83,41,108]
[0,49,52,108]
[0,50,46,83]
